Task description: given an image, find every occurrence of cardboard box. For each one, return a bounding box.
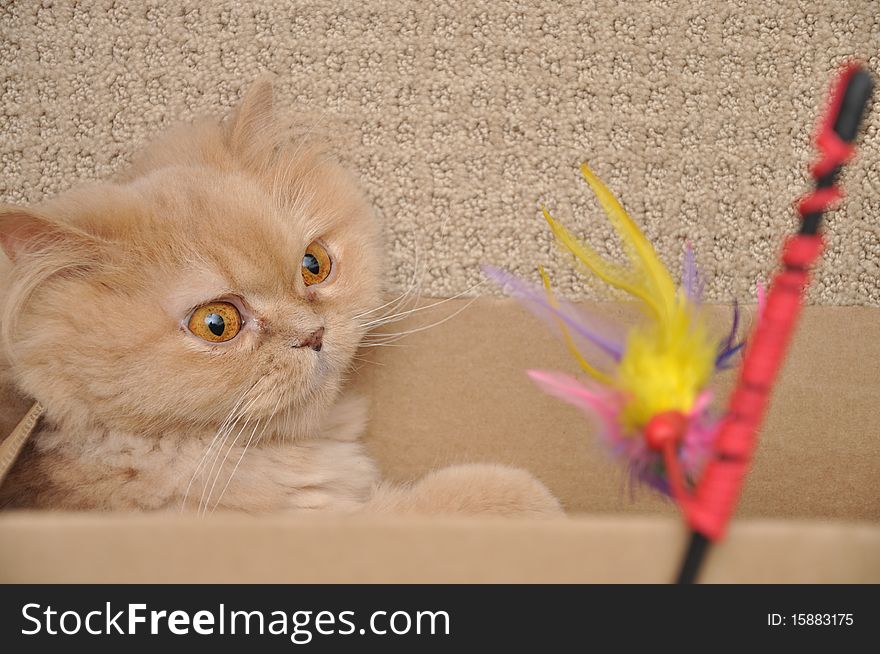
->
[1,299,878,582]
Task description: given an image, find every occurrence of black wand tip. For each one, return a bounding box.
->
[676,532,710,584]
[834,69,874,143]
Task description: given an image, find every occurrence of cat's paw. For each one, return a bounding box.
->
[366,463,563,518]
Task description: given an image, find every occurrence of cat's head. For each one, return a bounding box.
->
[0,80,382,437]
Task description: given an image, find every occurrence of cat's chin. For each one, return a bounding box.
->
[254,402,336,444]
[239,369,347,440]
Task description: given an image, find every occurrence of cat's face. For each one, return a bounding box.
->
[0,81,382,437]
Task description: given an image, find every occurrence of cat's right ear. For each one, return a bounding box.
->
[0,206,97,263]
[229,76,276,150]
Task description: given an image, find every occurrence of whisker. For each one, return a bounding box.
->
[204,416,261,515]
[202,412,264,517]
[357,238,427,325]
[350,354,386,367]
[209,394,284,514]
[180,380,259,512]
[197,387,265,515]
[356,270,424,328]
[366,295,481,344]
[361,279,486,329]
[353,270,421,320]
[361,276,478,329]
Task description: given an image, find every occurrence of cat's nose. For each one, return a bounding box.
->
[292,326,324,352]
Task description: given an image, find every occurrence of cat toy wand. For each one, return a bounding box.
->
[486,62,873,585]
[673,63,874,584]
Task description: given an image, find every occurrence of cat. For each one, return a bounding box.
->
[0,79,561,518]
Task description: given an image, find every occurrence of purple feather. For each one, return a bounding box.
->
[715,301,746,370]
[482,265,624,361]
[681,241,705,304]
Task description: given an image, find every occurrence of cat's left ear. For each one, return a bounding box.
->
[229,76,276,150]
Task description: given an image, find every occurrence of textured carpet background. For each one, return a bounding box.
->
[1,1,878,304]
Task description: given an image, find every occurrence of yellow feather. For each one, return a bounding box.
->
[541,164,719,427]
[538,266,612,385]
[617,304,715,427]
[578,163,678,321]
[542,207,657,311]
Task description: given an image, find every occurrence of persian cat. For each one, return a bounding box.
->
[0,80,560,517]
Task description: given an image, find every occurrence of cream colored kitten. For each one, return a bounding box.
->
[0,80,560,518]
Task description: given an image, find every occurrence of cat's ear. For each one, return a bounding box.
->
[0,205,97,263]
[229,76,276,150]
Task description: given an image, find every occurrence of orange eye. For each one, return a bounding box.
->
[301,241,332,286]
[187,302,242,343]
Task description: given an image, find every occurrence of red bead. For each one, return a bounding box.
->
[644,411,688,451]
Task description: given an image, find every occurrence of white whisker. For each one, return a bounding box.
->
[197,387,265,515]
[361,279,486,329]
[209,394,284,514]
[355,263,424,326]
[202,413,263,517]
[180,380,260,512]
[359,237,427,322]
[350,353,385,367]
[367,295,481,344]
[353,272,421,320]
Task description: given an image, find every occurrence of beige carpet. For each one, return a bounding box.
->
[1,1,877,304]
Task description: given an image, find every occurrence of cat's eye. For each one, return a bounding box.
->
[187,302,242,343]
[301,241,332,286]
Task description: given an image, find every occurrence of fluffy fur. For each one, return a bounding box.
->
[0,80,561,518]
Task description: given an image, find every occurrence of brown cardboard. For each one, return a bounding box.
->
[1,513,877,583]
[1,299,878,582]
[354,299,880,521]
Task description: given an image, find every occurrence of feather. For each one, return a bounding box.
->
[482,265,624,363]
[715,302,745,369]
[576,163,677,320]
[536,266,613,383]
[492,164,745,497]
[541,208,655,311]
[526,369,617,419]
[527,369,715,493]
[541,166,717,425]
[681,241,704,303]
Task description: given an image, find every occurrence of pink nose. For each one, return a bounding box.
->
[294,326,324,351]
